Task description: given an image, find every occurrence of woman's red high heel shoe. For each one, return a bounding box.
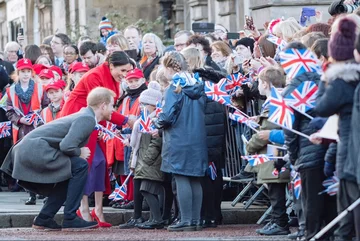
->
[76,210,83,219]
[91,209,112,228]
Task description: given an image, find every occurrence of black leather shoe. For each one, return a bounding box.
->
[62,216,98,230]
[120,200,134,209]
[261,223,290,235]
[119,217,144,229]
[191,220,203,231]
[32,216,62,231]
[256,221,273,234]
[202,220,217,228]
[167,222,196,232]
[25,197,36,205]
[137,220,164,230]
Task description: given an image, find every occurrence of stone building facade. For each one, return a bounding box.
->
[0,0,336,51]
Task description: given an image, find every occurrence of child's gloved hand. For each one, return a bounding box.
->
[324,161,335,177]
[274,158,287,172]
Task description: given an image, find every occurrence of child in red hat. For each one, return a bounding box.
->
[63,62,90,101]
[107,68,147,210]
[41,80,66,124]
[38,69,55,86]
[5,58,47,205]
[49,65,63,81]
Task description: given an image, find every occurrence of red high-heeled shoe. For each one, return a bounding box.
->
[76,210,83,219]
[91,209,112,228]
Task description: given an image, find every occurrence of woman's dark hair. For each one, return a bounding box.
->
[311,38,329,59]
[283,41,307,51]
[24,45,42,64]
[95,42,107,55]
[186,35,212,56]
[39,44,55,64]
[107,51,131,66]
[64,44,79,55]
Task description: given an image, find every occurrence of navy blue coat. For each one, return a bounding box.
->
[156,83,208,177]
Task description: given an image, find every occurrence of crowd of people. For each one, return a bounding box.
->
[0,0,360,240]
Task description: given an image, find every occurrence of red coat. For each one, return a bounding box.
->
[61,63,127,194]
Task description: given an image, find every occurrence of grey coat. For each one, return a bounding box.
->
[1,107,96,184]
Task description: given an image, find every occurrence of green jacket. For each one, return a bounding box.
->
[245,109,290,184]
[134,133,164,182]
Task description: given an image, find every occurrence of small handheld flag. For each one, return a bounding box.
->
[208,162,217,181]
[319,176,339,196]
[155,100,162,117]
[225,74,248,93]
[204,78,232,106]
[269,87,295,129]
[293,173,302,199]
[266,34,287,51]
[24,112,40,126]
[139,108,155,133]
[242,154,274,166]
[0,121,11,139]
[108,181,120,200]
[279,48,321,80]
[284,81,318,116]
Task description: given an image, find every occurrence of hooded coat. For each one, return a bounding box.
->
[282,72,328,171]
[315,62,360,182]
[155,74,208,177]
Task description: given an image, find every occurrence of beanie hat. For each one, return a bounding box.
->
[139,81,162,106]
[99,17,113,31]
[235,37,255,53]
[328,18,357,61]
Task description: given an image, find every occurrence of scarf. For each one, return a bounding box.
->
[14,79,35,104]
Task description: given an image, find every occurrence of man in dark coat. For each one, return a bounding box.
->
[1,87,115,231]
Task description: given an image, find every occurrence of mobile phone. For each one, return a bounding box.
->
[245,15,255,31]
[192,22,215,34]
[19,28,24,35]
[227,32,240,40]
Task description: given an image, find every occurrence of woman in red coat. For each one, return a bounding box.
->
[61,51,134,227]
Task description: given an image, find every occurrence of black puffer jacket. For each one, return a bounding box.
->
[315,62,360,182]
[282,72,328,171]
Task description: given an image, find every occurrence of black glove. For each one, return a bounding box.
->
[193,68,226,83]
[274,159,287,172]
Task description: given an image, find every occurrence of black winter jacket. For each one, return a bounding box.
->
[282,72,328,171]
[315,62,360,182]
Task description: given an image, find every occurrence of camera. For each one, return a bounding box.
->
[328,0,360,16]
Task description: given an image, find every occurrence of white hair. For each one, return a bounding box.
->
[5,41,21,52]
[141,33,165,57]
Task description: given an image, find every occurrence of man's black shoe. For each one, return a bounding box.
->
[119,217,144,229]
[25,197,36,205]
[137,220,164,230]
[261,223,290,235]
[191,220,203,231]
[256,221,273,234]
[202,220,217,228]
[167,222,196,232]
[62,216,98,230]
[32,216,62,231]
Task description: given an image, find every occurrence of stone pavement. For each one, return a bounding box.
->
[0,192,267,228]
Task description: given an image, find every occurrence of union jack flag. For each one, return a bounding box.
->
[225,74,248,93]
[115,184,128,201]
[155,100,162,117]
[279,48,321,80]
[284,81,318,113]
[266,34,287,51]
[24,112,41,126]
[272,167,286,176]
[208,162,217,181]
[139,108,155,133]
[204,78,232,106]
[320,176,339,196]
[105,122,117,132]
[293,172,301,199]
[269,87,295,129]
[245,119,260,129]
[108,181,120,200]
[0,121,11,138]
[242,154,273,166]
[94,124,115,141]
[229,110,247,123]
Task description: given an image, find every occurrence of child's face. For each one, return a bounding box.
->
[72,71,86,86]
[163,67,176,80]
[126,78,144,90]
[258,79,270,96]
[18,69,32,83]
[46,88,63,103]
[52,71,60,81]
[41,77,53,86]
[141,104,156,113]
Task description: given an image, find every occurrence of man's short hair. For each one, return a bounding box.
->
[301,32,326,48]
[87,87,116,108]
[79,41,98,56]
[124,25,142,36]
[174,30,193,39]
[311,38,329,60]
[4,41,20,52]
[258,66,285,88]
[54,33,71,46]
[186,35,212,56]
